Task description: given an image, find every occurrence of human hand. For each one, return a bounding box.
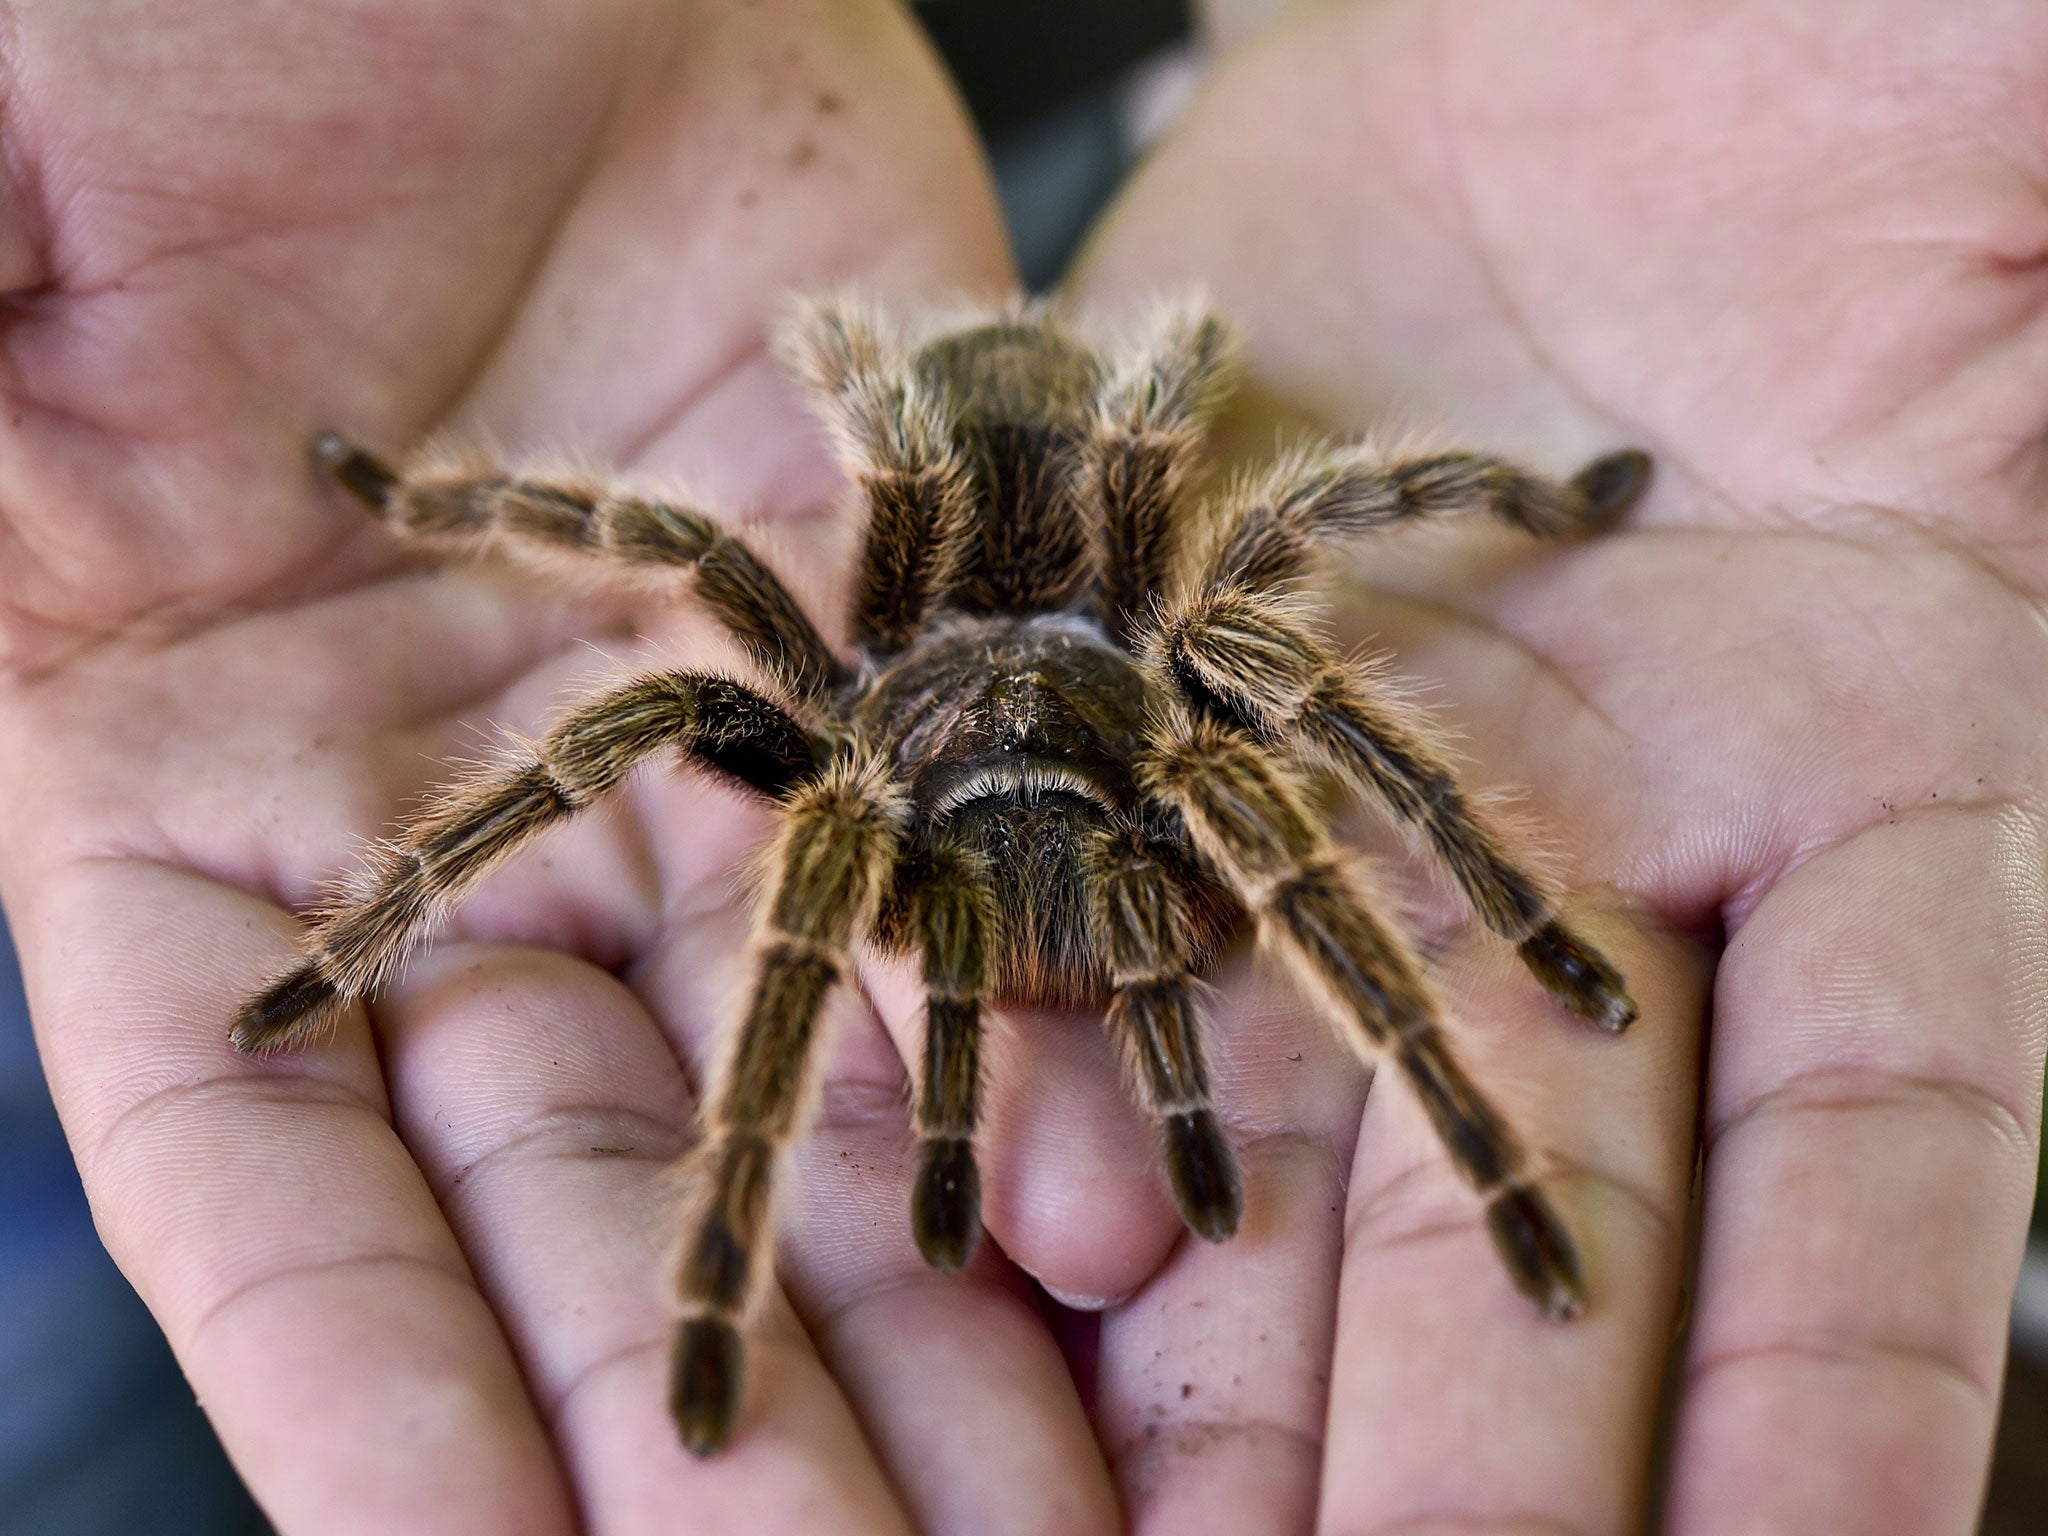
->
[0,2,1173,1530]
[1067,1,2048,1529]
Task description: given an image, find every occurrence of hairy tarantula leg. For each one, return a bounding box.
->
[1089,305,1236,640]
[672,753,906,1456]
[1082,824,1242,1241]
[313,430,397,507]
[889,834,994,1271]
[231,674,819,1053]
[1202,440,1652,595]
[779,299,975,654]
[1145,714,1585,1319]
[1158,587,1636,1030]
[312,432,847,702]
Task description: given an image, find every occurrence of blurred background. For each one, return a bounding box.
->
[2,3,2042,1531]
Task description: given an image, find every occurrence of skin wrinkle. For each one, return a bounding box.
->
[1109,1412,1322,1496]
[1407,513,2040,754]
[406,617,649,737]
[0,492,622,694]
[185,1247,480,1358]
[1343,1154,1681,1264]
[1680,1330,1997,1418]
[430,1102,689,1190]
[1204,1121,1349,1187]
[1825,217,2048,453]
[102,576,636,760]
[612,335,779,475]
[1325,1517,1594,1536]
[1717,784,2045,935]
[542,1331,670,1426]
[0,438,312,678]
[638,880,760,975]
[1702,1060,2039,1169]
[403,826,654,985]
[1335,581,1630,763]
[0,545,376,688]
[76,1052,387,1191]
[793,1037,915,1117]
[1854,493,2048,616]
[802,1266,978,1337]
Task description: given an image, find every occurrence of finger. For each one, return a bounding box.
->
[380,941,919,1535]
[783,1056,1124,1536]
[21,859,575,1535]
[862,951,1187,1308]
[1667,805,2046,1533]
[1093,955,1365,1536]
[1318,906,1705,1534]
[633,902,1126,1535]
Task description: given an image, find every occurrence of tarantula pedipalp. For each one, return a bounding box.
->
[232,296,1648,1456]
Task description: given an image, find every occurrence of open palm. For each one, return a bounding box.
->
[1069,1,2048,1531]
[5,2,2044,1534]
[0,2,1170,1531]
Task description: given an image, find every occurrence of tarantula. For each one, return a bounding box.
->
[232,297,1647,1456]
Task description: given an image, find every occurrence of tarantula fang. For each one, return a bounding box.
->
[233,296,1647,1456]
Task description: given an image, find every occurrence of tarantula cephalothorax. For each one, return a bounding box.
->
[232,297,1648,1456]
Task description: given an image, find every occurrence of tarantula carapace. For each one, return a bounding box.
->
[232,297,1648,1455]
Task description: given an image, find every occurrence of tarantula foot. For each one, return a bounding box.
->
[1519,921,1638,1032]
[671,1315,744,1457]
[312,430,397,510]
[911,1136,982,1272]
[230,965,346,1053]
[1485,1184,1586,1320]
[1568,449,1652,532]
[1164,1109,1243,1243]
